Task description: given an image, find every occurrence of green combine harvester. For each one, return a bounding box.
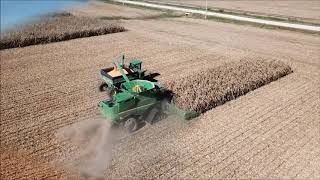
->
[98,55,198,132]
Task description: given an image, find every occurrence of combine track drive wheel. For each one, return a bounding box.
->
[124,117,138,133]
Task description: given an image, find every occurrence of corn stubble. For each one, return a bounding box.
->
[0,150,74,179]
[0,14,126,49]
[165,59,293,113]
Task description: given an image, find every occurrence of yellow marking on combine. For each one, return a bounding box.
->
[132,85,142,93]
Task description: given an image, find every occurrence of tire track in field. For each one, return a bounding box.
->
[164,90,317,178]
[250,112,319,178]
[215,96,319,177]
[219,104,319,178]
[266,135,320,179]
[188,95,318,178]
[1,76,101,123]
[1,106,96,150]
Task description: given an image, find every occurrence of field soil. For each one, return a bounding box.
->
[1,3,319,179]
[148,0,320,23]
[0,150,79,179]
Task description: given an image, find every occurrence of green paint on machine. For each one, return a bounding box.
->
[98,55,198,132]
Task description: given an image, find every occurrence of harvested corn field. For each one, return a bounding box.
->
[0,150,78,179]
[0,14,125,49]
[166,59,292,113]
[1,2,319,180]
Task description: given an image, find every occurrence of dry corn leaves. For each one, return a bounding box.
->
[0,14,126,49]
[165,59,292,113]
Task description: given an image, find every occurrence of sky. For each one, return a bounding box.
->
[1,0,86,31]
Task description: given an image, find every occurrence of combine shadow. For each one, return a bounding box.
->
[136,111,169,132]
[143,72,160,82]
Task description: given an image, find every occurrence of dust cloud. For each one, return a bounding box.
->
[55,118,117,179]
[53,100,173,179]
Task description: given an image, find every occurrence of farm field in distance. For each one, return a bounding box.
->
[0,13,125,49]
[1,1,319,179]
[149,0,320,24]
[70,1,164,18]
